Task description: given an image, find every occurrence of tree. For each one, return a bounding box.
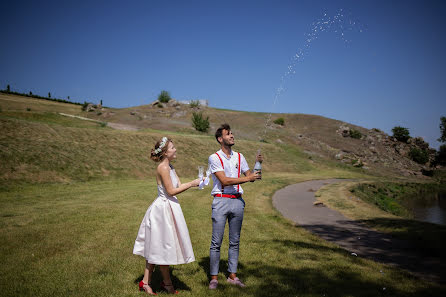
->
[392,126,410,142]
[48,92,51,98]
[191,112,210,132]
[158,90,171,103]
[438,116,446,143]
[436,144,446,165]
[6,84,10,92]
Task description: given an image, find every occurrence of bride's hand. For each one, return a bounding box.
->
[190,178,201,187]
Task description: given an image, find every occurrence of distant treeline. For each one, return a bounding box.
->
[1,86,86,106]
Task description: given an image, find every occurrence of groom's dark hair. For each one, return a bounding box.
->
[215,123,231,144]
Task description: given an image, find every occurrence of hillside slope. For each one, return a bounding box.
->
[0,93,431,184]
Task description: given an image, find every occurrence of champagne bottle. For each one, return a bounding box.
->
[254,149,262,179]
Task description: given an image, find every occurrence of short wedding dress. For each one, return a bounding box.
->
[133,167,195,265]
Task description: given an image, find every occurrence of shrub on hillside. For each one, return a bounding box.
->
[349,129,362,139]
[435,144,446,166]
[191,112,210,132]
[392,126,410,142]
[158,90,171,103]
[273,117,285,126]
[409,147,429,164]
[438,116,446,143]
[189,100,200,108]
[82,102,89,111]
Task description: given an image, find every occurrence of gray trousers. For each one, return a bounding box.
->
[210,197,245,275]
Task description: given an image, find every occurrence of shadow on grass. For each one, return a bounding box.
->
[298,219,446,284]
[197,239,446,297]
[357,217,446,256]
[241,261,445,297]
[134,266,191,292]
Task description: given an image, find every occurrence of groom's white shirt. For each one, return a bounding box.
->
[208,149,249,195]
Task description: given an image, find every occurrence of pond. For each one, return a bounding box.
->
[401,191,446,225]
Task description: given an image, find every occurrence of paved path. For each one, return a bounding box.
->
[272,179,445,284]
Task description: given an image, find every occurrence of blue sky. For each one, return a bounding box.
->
[1,0,445,148]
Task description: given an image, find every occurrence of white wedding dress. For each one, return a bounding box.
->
[133,168,195,265]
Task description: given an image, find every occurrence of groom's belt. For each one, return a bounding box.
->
[213,193,242,199]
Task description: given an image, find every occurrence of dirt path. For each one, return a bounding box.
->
[272,179,445,284]
[58,113,140,131]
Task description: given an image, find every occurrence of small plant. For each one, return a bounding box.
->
[96,111,102,116]
[158,90,171,103]
[349,129,362,139]
[409,147,429,164]
[392,126,410,142]
[81,102,91,111]
[191,112,210,132]
[26,107,31,111]
[99,122,107,128]
[189,100,200,108]
[157,102,163,108]
[273,117,285,126]
[372,128,382,132]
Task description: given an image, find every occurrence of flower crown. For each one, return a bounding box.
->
[154,137,168,154]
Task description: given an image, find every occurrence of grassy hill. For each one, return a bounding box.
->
[0,93,374,186]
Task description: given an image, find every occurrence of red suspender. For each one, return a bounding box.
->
[215,153,224,193]
[237,152,241,192]
[215,153,224,168]
[215,152,241,194]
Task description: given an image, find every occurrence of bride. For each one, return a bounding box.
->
[133,137,201,295]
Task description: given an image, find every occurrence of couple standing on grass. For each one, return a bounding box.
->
[132,123,263,294]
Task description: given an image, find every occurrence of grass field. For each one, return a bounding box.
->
[1,174,445,297]
[1,94,445,296]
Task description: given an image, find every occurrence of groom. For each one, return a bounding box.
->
[208,123,262,289]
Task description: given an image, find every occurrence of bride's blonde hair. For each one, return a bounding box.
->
[150,137,172,162]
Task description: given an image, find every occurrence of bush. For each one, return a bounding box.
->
[99,122,107,128]
[349,129,362,139]
[26,107,31,111]
[392,126,410,142]
[191,112,210,132]
[158,90,171,103]
[438,116,446,143]
[435,144,446,166]
[409,147,429,164]
[82,102,89,111]
[273,117,285,126]
[189,100,200,108]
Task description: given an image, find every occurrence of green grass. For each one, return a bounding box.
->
[1,175,444,297]
[1,93,445,296]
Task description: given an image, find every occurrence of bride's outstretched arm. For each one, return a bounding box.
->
[158,164,200,196]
